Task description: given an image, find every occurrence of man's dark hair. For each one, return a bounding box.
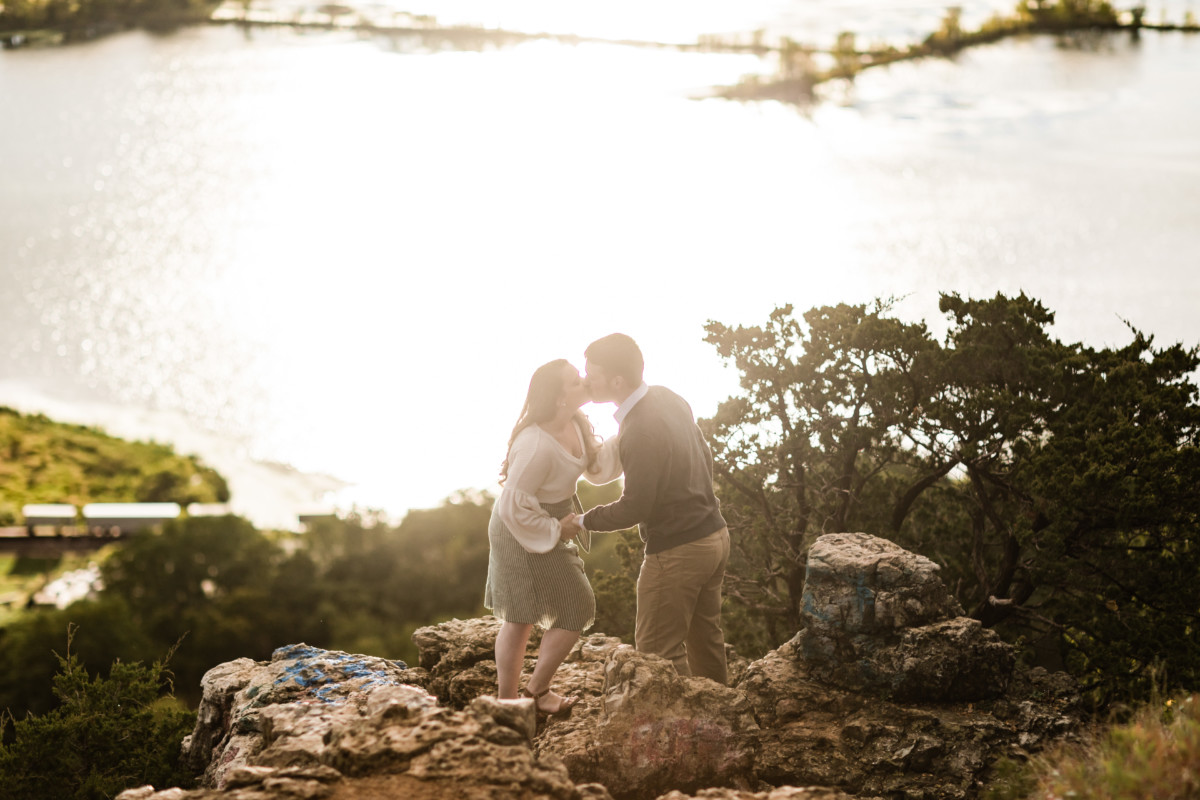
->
[585,333,644,385]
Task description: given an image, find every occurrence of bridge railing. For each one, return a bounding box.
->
[0,502,235,541]
[20,503,79,531]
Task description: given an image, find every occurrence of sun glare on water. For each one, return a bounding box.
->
[374,0,782,43]
[3,8,1197,526]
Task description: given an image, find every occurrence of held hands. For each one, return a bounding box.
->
[558,513,583,542]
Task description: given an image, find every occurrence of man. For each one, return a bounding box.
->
[560,333,730,684]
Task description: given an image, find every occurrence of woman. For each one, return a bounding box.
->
[484,359,622,716]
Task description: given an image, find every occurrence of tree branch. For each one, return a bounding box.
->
[888,458,959,533]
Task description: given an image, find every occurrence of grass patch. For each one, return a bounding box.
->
[988,693,1200,799]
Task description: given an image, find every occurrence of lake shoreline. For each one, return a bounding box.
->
[5,0,1197,112]
[6,0,1196,58]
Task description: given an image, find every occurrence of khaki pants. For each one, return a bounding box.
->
[635,527,730,684]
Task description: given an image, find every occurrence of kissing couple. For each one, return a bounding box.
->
[483,333,731,717]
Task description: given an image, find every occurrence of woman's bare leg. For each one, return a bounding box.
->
[495,621,534,699]
[525,627,581,711]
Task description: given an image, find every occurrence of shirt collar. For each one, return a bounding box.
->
[614,382,650,425]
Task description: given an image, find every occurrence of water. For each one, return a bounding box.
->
[2,9,1198,527]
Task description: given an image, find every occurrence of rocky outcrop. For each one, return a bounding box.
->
[738,635,1076,799]
[180,643,429,787]
[119,642,606,800]
[121,533,1081,800]
[657,790,856,800]
[412,616,510,708]
[539,645,760,799]
[795,533,1015,702]
[410,618,761,798]
[731,533,1076,800]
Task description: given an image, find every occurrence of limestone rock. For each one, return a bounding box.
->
[412,617,619,712]
[796,533,1014,701]
[181,657,259,777]
[414,616,540,708]
[656,788,859,800]
[124,532,1084,800]
[886,617,1016,702]
[539,645,760,800]
[117,765,341,800]
[124,642,604,800]
[987,666,1084,750]
[412,616,505,672]
[726,644,752,688]
[181,643,427,787]
[802,533,964,635]
[735,632,1079,799]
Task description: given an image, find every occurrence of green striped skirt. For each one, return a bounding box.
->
[484,497,595,631]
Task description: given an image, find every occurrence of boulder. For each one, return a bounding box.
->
[795,533,1015,701]
[738,639,1003,798]
[181,643,428,786]
[801,533,964,635]
[414,616,556,709]
[539,645,760,800]
[119,643,607,800]
[886,617,1018,702]
[736,622,1080,799]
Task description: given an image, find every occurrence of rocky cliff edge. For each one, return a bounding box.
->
[119,533,1081,800]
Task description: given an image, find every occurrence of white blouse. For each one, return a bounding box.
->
[497,423,622,554]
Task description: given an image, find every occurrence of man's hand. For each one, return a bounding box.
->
[559,513,583,541]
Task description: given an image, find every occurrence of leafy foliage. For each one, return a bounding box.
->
[302,494,494,666]
[0,626,195,800]
[0,0,218,35]
[702,298,948,639]
[575,479,638,643]
[590,528,640,644]
[703,294,1200,705]
[0,596,158,719]
[1,516,328,716]
[0,407,229,510]
[99,515,329,706]
[987,694,1200,800]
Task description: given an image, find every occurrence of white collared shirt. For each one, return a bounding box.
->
[579,382,649,533]
[614,382,650,426]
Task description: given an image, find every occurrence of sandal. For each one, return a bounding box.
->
[520,685,578,718]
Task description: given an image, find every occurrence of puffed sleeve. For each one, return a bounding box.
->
[582,433,623,485]
[496,429,561,554]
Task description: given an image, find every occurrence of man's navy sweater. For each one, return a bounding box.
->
[583,386,726,555]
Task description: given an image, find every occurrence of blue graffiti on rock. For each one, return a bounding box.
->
[266,644,411,705]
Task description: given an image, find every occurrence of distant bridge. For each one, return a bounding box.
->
[0,527,125,557]
[0,502,224,557]
[0,503,334,557]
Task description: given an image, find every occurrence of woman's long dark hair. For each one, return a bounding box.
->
[500,359,599,485]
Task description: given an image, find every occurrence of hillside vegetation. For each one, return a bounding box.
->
[0,406,230,524]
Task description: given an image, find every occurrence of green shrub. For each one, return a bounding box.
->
[0,597,158,720]
[0,626,195,800]
[990,694,1200,800]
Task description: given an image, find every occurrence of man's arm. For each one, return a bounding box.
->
[579,430,664,533]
